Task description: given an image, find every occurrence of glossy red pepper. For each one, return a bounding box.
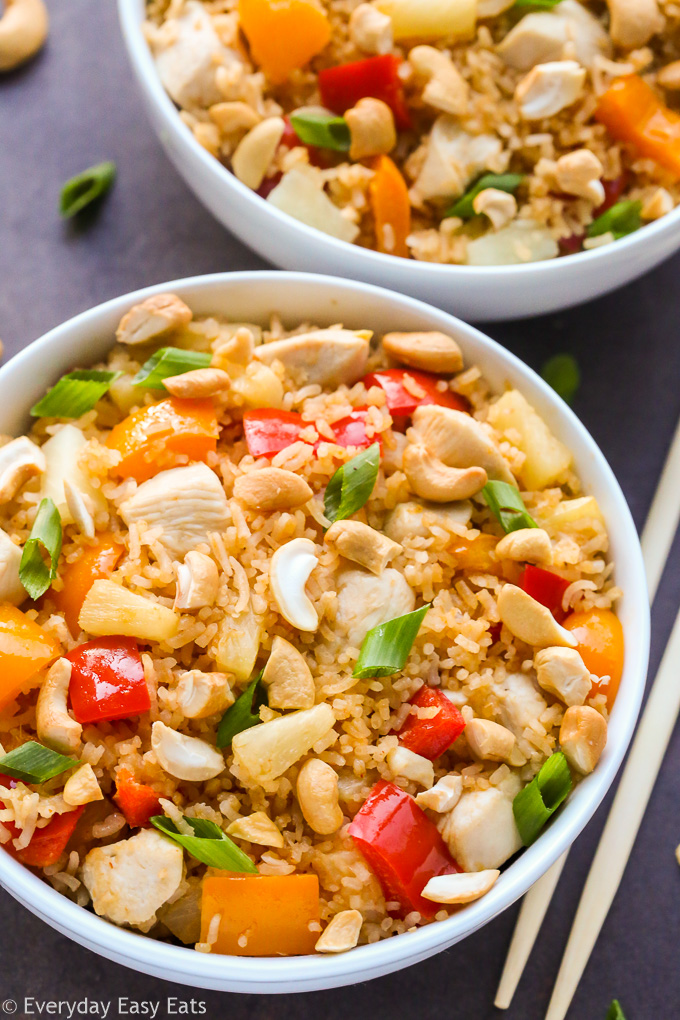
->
[348,780,460,916]
[67,636,149,725]
[113,768,162,829]
[519,565,571,623]
[362,368,469,417]
[243,409,306,458]
[397,687,466,760]
[319,55,412,131]
[327,407,377,450]
[1,807,84,868]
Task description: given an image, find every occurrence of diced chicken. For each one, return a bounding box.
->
[334,568,415,647]
[115,294,193,346]
[120,463,230,560]
[411,115,502,203]
[254,329,370,388]
[384,499,472,544]
[497,2,612,72]
[82,829,184,929]
[606,0,663,49]
[441,788,523,871]
[560,0,613,68]
[151,1,237,109]
[515,61,586,120]
[466,219,559,266]
[0,528,25,606]
[494,671,547,758]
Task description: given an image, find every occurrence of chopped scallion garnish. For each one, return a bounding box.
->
[353,604,430,679]
[605,1001,627,1020]
[541,353,580,405]
[151,815,258,872]
[289,112,351,151]
[19,498,62,600]
[448,173,525,219]
[59,161,117,218]
[0,741,76,784]
[30,370,121,419]
[483,480,537,534]
[133,347,212,389]
[587,200,642,240]
[324,443,380,525]
[514,0,563,9]
[216,672,266,748]
[513,751,572,845]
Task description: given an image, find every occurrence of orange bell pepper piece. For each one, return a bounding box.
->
[369,155,411,258]
[239,0,331,84]
[51,532,125,637]
[0,606,59,712]
[113,768,162,828]
[1,807,84,868]
[595,75,680,178]
[107,397,219,483]
[451,533,499,574]
[201,873,320,955]
[563,608,624,708]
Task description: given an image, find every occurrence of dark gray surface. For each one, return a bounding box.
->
[1,2,679,1017]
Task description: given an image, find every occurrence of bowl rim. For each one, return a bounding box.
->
[0,271,650,991]
[118,0,680,279]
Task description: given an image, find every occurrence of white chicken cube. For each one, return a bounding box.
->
[442,788,523,871]
[334,568,415,648]
[152,1,235,109]
[494,671,547,759]
[384,499,472,544]
[412,116,502,203]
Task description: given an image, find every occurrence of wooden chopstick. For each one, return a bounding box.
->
[494,414,680,1010]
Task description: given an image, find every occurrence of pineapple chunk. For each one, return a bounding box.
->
[375,0,476,41]
[230,363,283,409]
[79,580,179,642]
[215,608,262,681]
[232,703,335,783]
[539,496,604,532]
[41,425,106,525]
[488,390,572,490]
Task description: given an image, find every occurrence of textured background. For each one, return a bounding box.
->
[1,2,679,1017]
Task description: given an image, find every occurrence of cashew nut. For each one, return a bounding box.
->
[515,61,586,120]
[226,811,284,847]
[559,705,607,774]
[36,658,82,755]
[606,0,662,48]
[270,538,319,632]
[496,527,553,565]
[151,721,224,781]
[641,187,674,220]
[349,3,392,54]
[386,746,434,789]
[404,444,488,501]
[296,758,344,834]
[174,551,220,612]
[315,909,363,953]
[63,763,103,807]
[345,97,396,160]
[382,331,464,374]
[212,326,256,371]
[535,646,592,706]
[411,404,515,484]
[415,774,462,813]
[465,718,517,762]
[657,60,680,90]
[0,437,45,503]
[0,0,48,72]
[422,869,500,904]
[115,293,193,345]
[175,670,234,718]
[554,149,604,205]
[262,635,315,710]
[163,367,230,399]
[324,520,400,575]
[232,117,285,190]
[234,467,313,511]
[409,45,470,116]
[209,101,260,135]
[497,584,577,649]
[63,480,95,539]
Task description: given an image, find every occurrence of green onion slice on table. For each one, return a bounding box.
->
[482,480,537,534]
[324,443,380,525]
[19,498,62,600]
[133,348,212,390]
[513,751,572,845]
[30,370,121,419]
[605,1001,627,1020]
[353,604,430,679]
[151,815,258,872]
[587,200,642,240]
[216,672,266,748]
[541,353,581,405]
[289,112,351,151]
[59,161,117,218]
[0,741,76,784]
[448,174,525,219]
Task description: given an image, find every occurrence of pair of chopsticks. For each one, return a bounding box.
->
[495,416,680,1017]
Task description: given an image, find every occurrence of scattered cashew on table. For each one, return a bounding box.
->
[0,0,48,72]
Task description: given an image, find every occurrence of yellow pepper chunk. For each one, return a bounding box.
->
[239,0,331,84]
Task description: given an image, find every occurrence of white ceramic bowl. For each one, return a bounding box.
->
[118,0,680,322]
[0,272,648,992]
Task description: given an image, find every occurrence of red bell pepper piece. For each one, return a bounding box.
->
[348,780,460,916]
[328,407,377,450]
[519,565,570,623]
[397,687,466,760]
[113,768,161,829]
[362,368,469,417]
[243,409,306,458]
[1,807,84,868]
[319,55,412,131]
[67,636,149,725]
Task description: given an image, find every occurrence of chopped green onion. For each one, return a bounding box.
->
[513,751,572,845]
[324,443,380,525]
[216,672,266,748]
[59,161,117,218]
[290,112,351,151]
[0,741,76,784]
[514,0,563,8]
[353,605,430,679]
[30,370,121,419]
[587,199,642,240]
[605,1002,627,1020]
[133,347,212,390]
[19,498,62,600]
[151,815,258,872]
[448,173,525,219]
[483,480,537,534]
[541,353,580,405]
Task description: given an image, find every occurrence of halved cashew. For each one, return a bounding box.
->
[296,758,344,834]
[473,188,517,231]
[0,437,46,503]
[226,811,284,847]
[555,149,604,205]
[262,635,315,710]
[63,763,103,807]
[497,584,577,649]
[409,45,469,116]
[606,0,662,48]
[641,187,674,220]
[404,444,488,502]
[174,551,219,611]
[212,326,255,371]
[151,721,224,781]
[657,60,680,90]
[345,97,396,160]
[324,520,400,575]
[36,658,82,755]
[315,909,363,953]
[234,468,312,511]
[115,293,193,345]
[465,718,516,762]
[175,670,234,718]
[232,117,285,190]
[515,61,586,120]
[535,646,591,706]
[63,480,95,539]
[209,101,260,135]
[163,367,230,399]
[0,0,48,72]
[386,746,434,789]
[421,869,500,904]
[349,3,392,54]
[496,527,553,565]
[415,774,462,813]
[270,538,319,632]
[411,405,515,484]
[559,705,607,773]
[382,331,463,374]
